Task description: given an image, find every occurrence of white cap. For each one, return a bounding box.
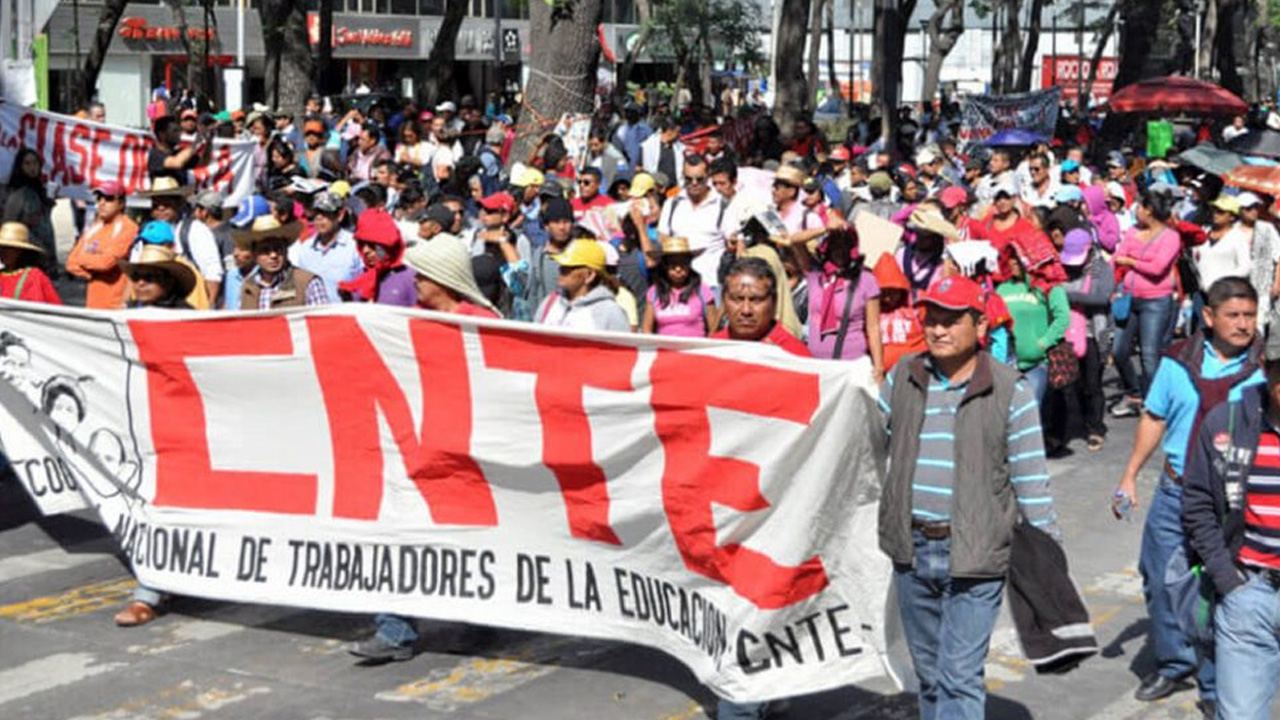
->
[436,101,457,113]
[915,147,939,166]
[1236,191,1264,208]
[1105,181,1127,202]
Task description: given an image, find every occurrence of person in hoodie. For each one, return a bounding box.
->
[1046,229,1114,453]
[874,254,926,371]
[338,208,416,306]
[535,239,630,332]
[1083,184,1121,253]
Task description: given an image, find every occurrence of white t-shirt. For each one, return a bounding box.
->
[1194,224,1252,291]
[658,191,727,288]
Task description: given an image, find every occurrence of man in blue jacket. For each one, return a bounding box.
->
[1183,333,1280,720]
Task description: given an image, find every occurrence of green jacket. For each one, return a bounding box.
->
[997,281,1069,371]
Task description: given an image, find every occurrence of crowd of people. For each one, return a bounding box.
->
[9,85,1280,720]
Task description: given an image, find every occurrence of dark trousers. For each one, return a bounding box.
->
[1044,337,1106,450]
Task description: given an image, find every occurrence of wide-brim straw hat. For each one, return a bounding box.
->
[0,222,44,254]
[118,244,197,298]
[648,235,705,258]
[232,215,304,250]
[139,176,196,198]
[402,234,500,315]
[774,164,805,188]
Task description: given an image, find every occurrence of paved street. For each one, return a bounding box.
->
[1,203,1272,719]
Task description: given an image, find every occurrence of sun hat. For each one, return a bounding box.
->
[0,222,43,254]
[312,191,344,215]
[774,164,806,188]
[1055,185,1085,204]
[651,236,705,258]
[510,164,545,188]
[553,239,607,273]
[140,176,195,198]
[908,206,960,241]
[402,234,499,314]
[118,244,197,298]
[943,240,1000,278]
[232,215,304,250]
[939,186,971,210]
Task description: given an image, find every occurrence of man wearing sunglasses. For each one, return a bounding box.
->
[1020,153,1059,210]
[657,153,727,294]
[571,168,613,221]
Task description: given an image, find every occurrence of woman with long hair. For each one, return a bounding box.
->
[642,236,717,336]
[3,148,57,274]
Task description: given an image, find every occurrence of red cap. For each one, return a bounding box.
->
[180,109,198,120]
[939,186,970,210]
[830,146,851,162]
[419,110,435,123]
[353,208,400,247]
[478,191,517,214]
[921,276,986,314]
[897,163,917,180]
[93,180,125,198]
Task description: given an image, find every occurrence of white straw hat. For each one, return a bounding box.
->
[402,234,499,315]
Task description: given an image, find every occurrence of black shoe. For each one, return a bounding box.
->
[1134,673,1188,702]
[1197,699,1216,719]
[347,635,414,663]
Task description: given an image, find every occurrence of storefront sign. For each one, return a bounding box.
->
[307,14,414,51]
[118,17,217,44]
[1041,56,1118,101]
[0,301,892,704]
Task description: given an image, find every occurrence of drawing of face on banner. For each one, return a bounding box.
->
[0,327,141,513]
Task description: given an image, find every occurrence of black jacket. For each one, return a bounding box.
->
[1182,383,1267,598]
[1007,523,1098,673]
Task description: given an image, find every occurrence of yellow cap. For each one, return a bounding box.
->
[552,239,607,273]
[628,173,656,198]
[329,180,352,198]
[1211,195,1241,215]
[511,165,545,188]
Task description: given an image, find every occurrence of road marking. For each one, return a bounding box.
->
[376,636,612,711]
[63,679,272,720]
[1085,567,1144,599]
[0,545,107,583]
[0,577,136,623]
[0,652,128,705]
[124,605,299,656]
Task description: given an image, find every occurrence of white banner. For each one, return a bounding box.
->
[0,101,255,206]
[0,300,894,702]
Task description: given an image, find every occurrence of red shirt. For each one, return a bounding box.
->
[453,301,500,319]
[572,194,613,219]
[713,323,811,357]
[981,211,1038,255]
[1241,428,1280,569]
[0,268,62,305]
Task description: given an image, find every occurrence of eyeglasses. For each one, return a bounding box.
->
[578,179,596,186]
[1030,166,1045,172]
[256,245,288,256]
[684,175,708,186]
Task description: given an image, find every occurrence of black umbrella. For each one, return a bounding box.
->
[1227,129,1280,159]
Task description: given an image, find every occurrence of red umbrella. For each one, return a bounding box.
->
[1222,164,1280,196]
[1106,75,1247,116]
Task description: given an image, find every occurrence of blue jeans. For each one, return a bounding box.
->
[896,530,1004,720]
[716,700,766,719]
[1139,477,1215,698]
[1022,363,1048,404]
[1112,295,1176,399]
[375,613,418,647]
[133,585,163,606]
[1215,570,1280,720]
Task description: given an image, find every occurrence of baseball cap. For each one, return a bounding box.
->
[993,181,1018,198]
[629,173,657,198]
[829,146,851,162]
[478,191,517,214]
[542,197,573,223]
[93,180,125,198]
[1106,151,1126,168]
[1059,228,1092,267]
[540,177,566,200]
[939,186,970,210]
[180,109,198,120]
[435,101,457,113]
[920,275,985,314]
[916,147,939,166]
[553,239,607,273]
[418,203,456,228]
[1060,159,1081,174]
[1236,192,1264,208]
[485,125,506,145]
[1055,185,1084,204]
[1105,181,1127,202]
[231,195,270,228]
[1211,195,1242,215]
[868,171,895,193]
[510,164,545,188]
[312,191,344,214]
[193,189,224,211]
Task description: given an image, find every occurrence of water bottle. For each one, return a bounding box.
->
[1113,489,1133,521]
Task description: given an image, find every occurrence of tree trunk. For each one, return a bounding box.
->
[1200,0,1218,81]
[76,0,130,111]
[922,0,962,107]
[1215,0,1244,96]
[316,0,336,96]
[873,0,912,146]
[773,0,813,137]
[259,0,313,115]
[1115,0,1162,90]
[1015,0,1045,92]
[511,0,604,164]
[421,0,467,107]
[1080,0,1120,115]
[160,0,198,97]
[699,12,715,110]
[1256,0,1276,101]
[992,0,1022,94]
[825,0,840,104]
[615,0,654,105]
[806,0,824,105]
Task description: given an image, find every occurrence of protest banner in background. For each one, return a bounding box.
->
[957,87,1062,150]
[0,300,893,703]
[0,101,255,206]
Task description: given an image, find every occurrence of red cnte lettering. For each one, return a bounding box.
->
[308,316,497,525]
[88,128,111,187]
[649,350,828,609]
[50,122,70,186]
[67,124,90,185]
[17,112,34,147]
[481,328,636,545]
[129,318,318,513]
